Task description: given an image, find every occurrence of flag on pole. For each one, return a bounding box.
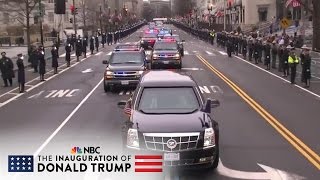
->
[286,0,301,8]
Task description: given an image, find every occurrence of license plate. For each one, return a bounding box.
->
[164,153,180,161]
[121,81,129,85]
[163,61,169,64]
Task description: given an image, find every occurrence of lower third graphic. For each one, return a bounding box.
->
[135,155,163,172]
[8,155,34,172]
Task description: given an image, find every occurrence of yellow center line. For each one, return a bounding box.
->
[196,54,320,170]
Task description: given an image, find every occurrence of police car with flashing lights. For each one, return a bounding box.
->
[157,28,173,39]
[117,70,220,170]
[102,45,147,92]
[150,38,182,69]
[140,30,158,49]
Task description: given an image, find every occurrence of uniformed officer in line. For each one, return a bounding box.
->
[51,45,59,74]
[209,30,215,45]
[82,36,88,58]
[233,33,238,56]
[242,36,247,59]
[90,36,95,54]
[38,46,46,81]
[257,38,263,63]
[114,31,118,44]
[300,45,312,87]
[271,41,277,69]
[264,41,271,70]
[0,52,14,87]
[30,48,38,73]
[238,34,243,55]
[16,53,25,93]
[102,33,107,48]
[253,39,260,64]
[288,47,299,84]
[248,37,253,61]
[226,34,233,58]
[75,37,82,62]
[65,43,72,67]
[282,45,291,77]
[107,32,112,46]
[278,45,284,72]
[95,35,99,52]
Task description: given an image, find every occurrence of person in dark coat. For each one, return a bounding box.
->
[38,47,46,81]
[278,45,284,72]
[76,38,82,62]
[253,40,260,64]
[16,53,25,93]
[51,45,59,74]
[226,35,233,58]
[248,38,253,61]
[264,41,271,70]
[90,36,95,54]
[102,33,106,48]
[282,45,291,77]
[107,32,112,46]
[82,36,88,58]
[301,45,312,87]
[242,36,247,59]
[65,43,71,67]
[0,52,14,87]
[271,41,277,69]
[95,35,99,52]
[30,49,38,73]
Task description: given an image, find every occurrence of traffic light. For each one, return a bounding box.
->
[69,18,73,23]
[54,0,66,14]
[70,5,78,15]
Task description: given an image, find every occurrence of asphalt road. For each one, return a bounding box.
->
[0,25,319,180]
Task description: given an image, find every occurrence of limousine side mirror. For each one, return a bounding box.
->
[102,60,109,64]
[117,101,127,109]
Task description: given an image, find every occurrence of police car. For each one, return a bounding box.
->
[102,44,147,92]
[140,29,158,49]
[118,71,220,170]
[150,38,182,69]
[163,34,185,56]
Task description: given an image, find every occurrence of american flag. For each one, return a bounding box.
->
[8,155,34,172]
[135,155,163,172]
[286,0,301,8]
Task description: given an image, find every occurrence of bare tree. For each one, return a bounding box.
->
[312,0,320,51]
[0,0,38,48]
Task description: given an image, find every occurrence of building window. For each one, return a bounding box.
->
[293,7,301,20]
[258,7,268,22]
[48,12,54,22]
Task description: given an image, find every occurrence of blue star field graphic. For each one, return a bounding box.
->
[8,155,34,172]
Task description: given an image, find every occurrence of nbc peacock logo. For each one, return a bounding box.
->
[71,147,82,154]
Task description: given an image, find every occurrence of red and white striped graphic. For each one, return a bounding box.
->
[135,155,163,172]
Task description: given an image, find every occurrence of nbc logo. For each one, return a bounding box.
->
[71,147,82,154]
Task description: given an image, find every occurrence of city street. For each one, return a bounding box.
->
[0,25,319,180]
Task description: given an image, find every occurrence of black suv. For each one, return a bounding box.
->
[118,71,220,169]
[151,40,182,69]
[102,48,147,92]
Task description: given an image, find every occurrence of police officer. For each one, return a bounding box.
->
[209,30,215,45]
[76,37,82,62]
[82,36,88,58]
[16,53,25,93]
[278,45,284,72]
[300,45,312,87]
[102,33,107,48]
[30,48,38,73]
[282,45,291,77]
[226,34,233,58]
[51,45,59,74]
[114,31,118,44]
[38,47,46,81]
[0,52,14,87]
[288,47,299,84]
[264,41,271,70]
[248,38,253,61]
[107,32,112,45]
[90,36,95,55]
[65,43,72,67]
[253,40,260,64]
[233,33,238,56]
[242,36,247,59]
[257,39,263,63]
[95,35,99,52]
[271,41,277,69]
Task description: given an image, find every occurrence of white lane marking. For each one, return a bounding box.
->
[27,69,34,72]
[233,56,320,99]
[0,57,83,108]
[181,67,203,71]
[192,50,198,53]
[119,91,124,95]
[218,51,228,55]
[71,53,76,57]
[60,53,66,57]
[33,78,104,156]
[184,51,189,55]
[95,52,103,56]
[205,51,216,56]
[7,92,19,95]
[107,51,112,56]
[86,52,91,56]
